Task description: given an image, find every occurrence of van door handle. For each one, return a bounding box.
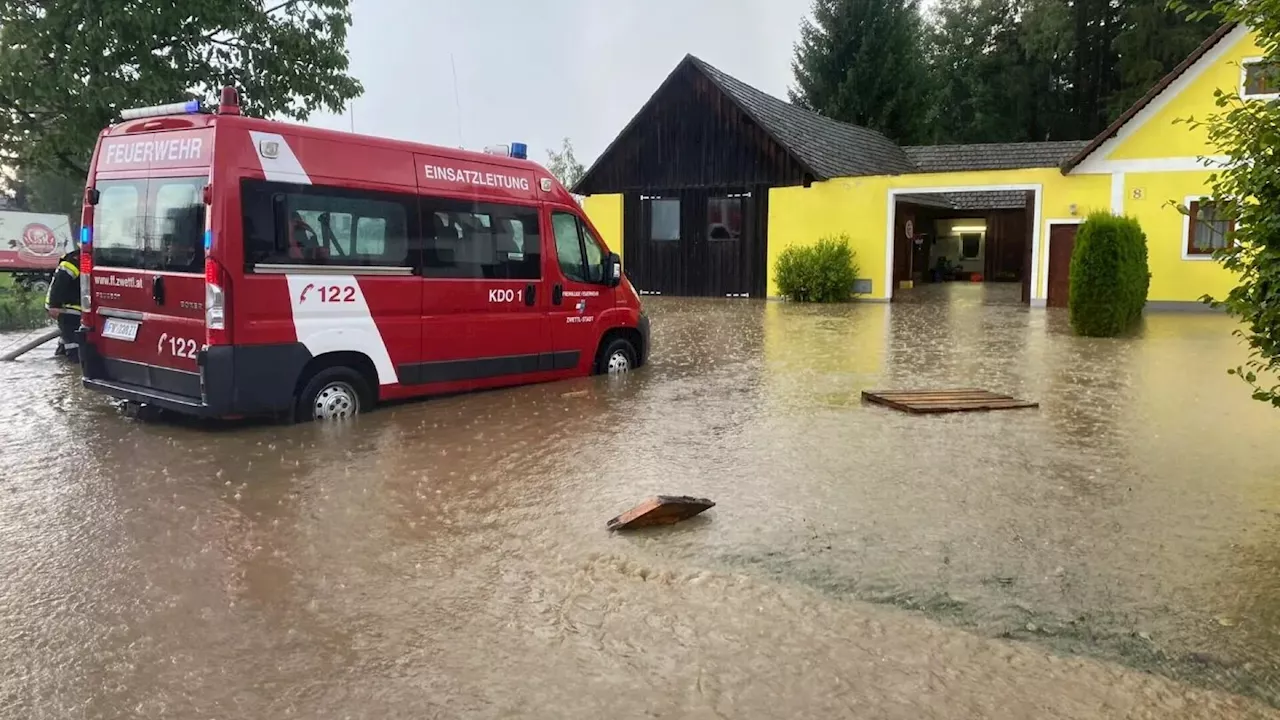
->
[552,284,563,306]
[524,284,536,306]
[152,275,165,305]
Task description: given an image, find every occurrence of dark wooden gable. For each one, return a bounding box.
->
[574,60,816,195]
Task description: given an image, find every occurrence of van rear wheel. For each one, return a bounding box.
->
[595,338,637,375]
[296,367,370,422]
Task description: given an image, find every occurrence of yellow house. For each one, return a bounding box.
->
[578,23,1262,309]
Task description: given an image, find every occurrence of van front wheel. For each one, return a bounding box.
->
[595,338,637,375]
[296,367,370,422]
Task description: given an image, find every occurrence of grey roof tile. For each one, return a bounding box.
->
[898,191,1030,211]
[903,142,1089,173]
[689,56,917,179]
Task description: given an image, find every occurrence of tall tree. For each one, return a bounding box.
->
[6,170,83,220]
[926,0,1075,143]
[789,0,932,144]
[881,0,1223,145]
[0,0,363,181]
[1066,0,1118,138]
[1109,0,1221,117]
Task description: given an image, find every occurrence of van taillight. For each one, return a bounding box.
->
[204,258,230,345]
[79,225,94,325]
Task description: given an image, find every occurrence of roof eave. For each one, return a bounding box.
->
[1061,22,1238,173]
[572,55,700,195]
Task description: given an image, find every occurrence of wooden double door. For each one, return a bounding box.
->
[622,187,769,297]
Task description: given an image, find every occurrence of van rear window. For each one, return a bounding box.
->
[92,177,206,273]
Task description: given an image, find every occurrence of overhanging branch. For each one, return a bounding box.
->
[149,0,308,53]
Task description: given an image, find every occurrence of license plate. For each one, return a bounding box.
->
[101,318,140,342]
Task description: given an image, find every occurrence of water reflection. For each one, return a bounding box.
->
[2,286,1280,718]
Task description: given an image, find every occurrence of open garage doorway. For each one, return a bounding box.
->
[888,187,1041,305]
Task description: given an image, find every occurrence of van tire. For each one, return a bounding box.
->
[595,337,637,375]
[296,367,371,422]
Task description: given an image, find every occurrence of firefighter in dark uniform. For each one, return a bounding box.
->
[45,247,82,362]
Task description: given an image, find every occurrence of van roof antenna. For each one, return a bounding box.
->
[451,53,464,148]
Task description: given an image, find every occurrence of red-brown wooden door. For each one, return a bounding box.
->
[1046,224,1078,308]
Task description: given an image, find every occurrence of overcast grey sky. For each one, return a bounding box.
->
[306,0,810,169]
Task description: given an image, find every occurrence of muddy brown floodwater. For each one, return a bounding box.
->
[3,283,1280,719]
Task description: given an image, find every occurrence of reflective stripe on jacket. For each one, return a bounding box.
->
[45,255,82,311]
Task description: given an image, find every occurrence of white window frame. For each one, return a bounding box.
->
[1239,57,1280,101]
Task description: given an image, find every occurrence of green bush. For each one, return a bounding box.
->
[1068,212,1151,337]
[0,284,48,331]
[774,235,861,303]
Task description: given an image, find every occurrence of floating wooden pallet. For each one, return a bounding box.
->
[861,388,1039,414]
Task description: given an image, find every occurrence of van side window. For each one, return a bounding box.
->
[551,211,608,284]
[240,179,415,268]
[552,212,586,282]
[420,197,540,280]
[581,225,606,284]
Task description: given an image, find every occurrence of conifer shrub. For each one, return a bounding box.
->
[1068,212,1151,337]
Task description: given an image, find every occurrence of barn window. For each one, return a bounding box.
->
[644,197,680,242]
[707,196,744,242]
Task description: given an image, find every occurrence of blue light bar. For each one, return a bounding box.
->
[510,142,528,160]
[203,229,213,251]
[80,226,91,247]
[120,99,202,121]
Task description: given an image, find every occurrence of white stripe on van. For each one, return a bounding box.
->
[249,131,311,185]
[255,134,397,387]
[283,275,398,387]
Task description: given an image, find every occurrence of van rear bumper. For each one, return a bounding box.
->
[82,377,219,416]
[79,332,311,418]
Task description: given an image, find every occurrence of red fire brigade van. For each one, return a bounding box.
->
[76,88,648,422]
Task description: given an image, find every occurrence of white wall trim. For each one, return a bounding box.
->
[1070,24,1249,173]
[1110,173,1126,214]
[885,184,1043,302]
[1074,155,1231,175]
[1239,56,1280,101]
[1043,219,1085,305]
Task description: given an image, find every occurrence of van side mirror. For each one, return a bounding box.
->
[608,253,622,287]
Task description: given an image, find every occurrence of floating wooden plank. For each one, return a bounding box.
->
[606,495,716,531]
[861,388,1038,414]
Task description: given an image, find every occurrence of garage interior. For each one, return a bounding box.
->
[892,190,1038,304]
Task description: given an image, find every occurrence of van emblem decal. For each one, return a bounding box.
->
[249,131,311,185]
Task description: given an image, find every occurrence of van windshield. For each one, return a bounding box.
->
[93,177,206,273]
